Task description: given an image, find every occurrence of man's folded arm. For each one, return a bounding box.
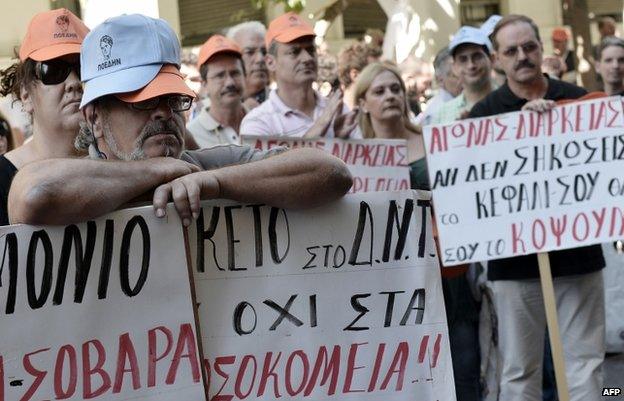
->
[9,157,198,225]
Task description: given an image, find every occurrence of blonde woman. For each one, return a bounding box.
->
[353,62,429,190]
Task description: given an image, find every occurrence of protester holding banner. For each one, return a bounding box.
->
[239,12,360,139]
[468,14,605,401]
[0,8,88,226]
[352,62,428,190]
[9,14,353,226]
[187,35,247,148]
[226,21,270,106]
[595,36,624,96]
[429,25,498,401]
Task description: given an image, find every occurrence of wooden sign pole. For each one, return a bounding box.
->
[537,252,570,401]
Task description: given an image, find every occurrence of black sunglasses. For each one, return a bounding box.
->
[130,95,193,112]
[35,60,81,85]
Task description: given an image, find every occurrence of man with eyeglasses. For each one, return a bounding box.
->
[240,12,360,139]
[227,21,270,107]
[187,35,247,148]
[0,8,88,226]
[468,14,605,401]
[8,14,353,226]
[432,26,495,125]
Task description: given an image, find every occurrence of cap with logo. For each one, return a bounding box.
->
[265,12,315,48]
[480,15,502,38]
[449,26,493,56]
[197,35,242,68]
[19,8,89,62]
[552,27,569,42]
[80,14,194,108]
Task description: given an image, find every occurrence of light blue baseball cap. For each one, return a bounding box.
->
[80,14,181,108]
[480,15,502,37]
[449,26,493,56]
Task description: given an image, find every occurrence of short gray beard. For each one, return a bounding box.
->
[100,113,181,161]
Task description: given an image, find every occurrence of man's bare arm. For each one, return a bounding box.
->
[152,148,353,225]
[9,157,199,225]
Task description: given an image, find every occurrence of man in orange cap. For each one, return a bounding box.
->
[240,12,360,139]
[187,35,247,148]
[9,14,353,227]
[0,8,89,225]
[551,27,575,82]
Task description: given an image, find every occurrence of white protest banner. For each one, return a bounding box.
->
[242,135,411,193]
[423,95,624,265]
[0,206,206,400]
[189,190,456,401]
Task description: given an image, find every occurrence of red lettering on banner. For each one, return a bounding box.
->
[304,345,340,396]
[285,350,309,396]
[165,323,200,385]
[254,139,266,150]
[379,342,408,391]
[257,351,282,398]
[607,100,623,128]
[511,223,526,254]
[54,345,77,399]
[22,348,50,401]
[234,355,257,399]
[550,216,567,246]
[82,340,111,398]
[211,356,235,401]
[429,127,448,154]
[147,326,173,387]
[532,219,546,250]
[113,333,141,393]
[342,342,367,393]
[572,213,590,242]
[367,343,386,392]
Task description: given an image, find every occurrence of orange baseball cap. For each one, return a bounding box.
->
[265,12,315,48]
[19,8,89,62]
[551,27,569,42]
[197,35,241,68]
[115,64,196,103]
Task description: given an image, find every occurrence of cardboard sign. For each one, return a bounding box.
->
[0,206,206,400]
[242,136,411,193]
[423,96,624,265]
[189,190,456,401]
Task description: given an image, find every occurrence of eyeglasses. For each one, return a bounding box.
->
[501,41,540,58]
[35,60,81,85]
[130,95,193,112]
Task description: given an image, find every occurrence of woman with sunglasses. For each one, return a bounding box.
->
[0,8,88,225]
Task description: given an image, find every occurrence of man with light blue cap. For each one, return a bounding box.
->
[432,26,494,125]
[8,14,353,226]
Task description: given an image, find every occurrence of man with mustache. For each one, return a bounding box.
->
[468,15,605,401]
[187,35,247,148]
[227,21,270,107]
[240,12,360,139]
[8,14,353,226]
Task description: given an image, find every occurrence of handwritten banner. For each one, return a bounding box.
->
[189,190,456,401]
[242,135,411,193]
[0,206,206,400]
[423,95,624,265]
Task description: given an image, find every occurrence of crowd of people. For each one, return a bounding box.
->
[0,6,622,401]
